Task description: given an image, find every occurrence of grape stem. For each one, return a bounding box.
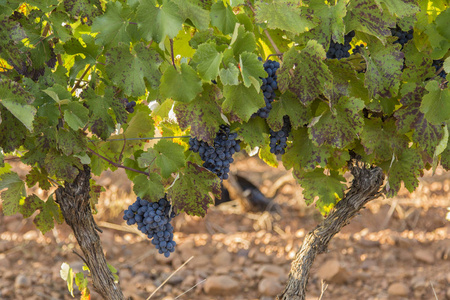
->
[170,39,177,71]
[71,65,92,94]
[87,147,150,176]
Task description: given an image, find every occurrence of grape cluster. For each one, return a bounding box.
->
[269,116,291,155]
[432,60,447,79]
[352,44,365,55]
[46,46,57,69]
[123,196,177,257]
[327,31,355,60]
[189,125,241,180]
[254,59,280,118]
[390,26,413,47]
[125,99,136,113]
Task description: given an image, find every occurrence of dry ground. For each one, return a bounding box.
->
[0,156,449,300]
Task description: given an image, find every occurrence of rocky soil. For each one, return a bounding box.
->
[0,157,449,300]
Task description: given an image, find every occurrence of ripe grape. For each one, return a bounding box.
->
[269,116,291,155]
[189,125,241,180]
[123,196,177,257]
[125,99,136,113]
[254,58,280,119]
[390,26,413,48]
[432,60,447,80]
[327,31,355,60]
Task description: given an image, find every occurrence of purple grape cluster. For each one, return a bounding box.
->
[254,59,280,118]
[391,26,413,47]
[46,46,57,69]
[269,116,291,155]
[125,99,136,113]
[352,44,365,55]
[432,60,447,80]
[123,196,177,257]
[327,31,355,59]
[189,125,241,180]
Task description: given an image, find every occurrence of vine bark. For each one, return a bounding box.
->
[55,166,125,300]
[278,161,385,300]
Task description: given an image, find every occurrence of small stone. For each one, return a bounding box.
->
[316,259,351,284]
[190,255,210,268]
[180,275,196,289]
[213,250,232,266]
[258,278,283,296]
[204,275,239,295]
[14,275,30,289]
[119,268,132,281]
[1,287,14,297]
[257,264,285,279]
[23,230,39,241]
[0,258,11,269]
[167,275,183,285]
[387,282,410,297]
[414,249,435,264]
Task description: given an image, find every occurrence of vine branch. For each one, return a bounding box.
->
[170,39,177,71]
[71,65,92,94]
[87,148,150,176]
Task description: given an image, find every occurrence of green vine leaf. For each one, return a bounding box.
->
[0,172,26,216]
[222,84,265,122]
[105,42,162,96]
[294,168,346,215]
[192,42,223,81]
[91,1,131,46]
[0,80,36,131]
[309,96,365,148]
[160,63,203,103]
[132,173,165,200]
[153,140,186,178]
[420,81,450,125]
[210,1,238,35]
[168,162,220,217]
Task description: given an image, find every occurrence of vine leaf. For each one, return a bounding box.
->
[44,151,82,182]
[304,0,346,44]
[160,63,203,103]
[373,0,419,18]
[91,1,131,46]
[153,140,186,178]
[85,88,115,140]
[395,84,444,157]
[381,148,423,197]
[283,128,330,171]
[420,81,450,125]
[254,1,314,35]
[0,172,26,216]
[192,42,223,81]
[259,144,278,168]
[238,117,269,149]
[20,194,64,234]
[105,42,162,97]
[210,1,238,35]
[168,162,221,217]
[0,80,36,131]
[62,102,89,131]
[136,0,183,43]
[277,41,332,106]
[361,41,404,99]
[267,91,312,131]
[219,63,240,85]
[172,0,210,30]
[344,0,395,38]
[132,173,165,201]
[309,96,365,148]
[360,119,409,161]
[222,84,265,122]
[231,25,257,57]
[174,84,223,144]
[294,168,346,215]
[239,52,266,90]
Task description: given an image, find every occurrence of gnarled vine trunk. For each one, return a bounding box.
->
[55,166,124,300]
[278,162,384,300]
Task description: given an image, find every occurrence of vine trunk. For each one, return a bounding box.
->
[278,162,385,300]
[55,166,125,300]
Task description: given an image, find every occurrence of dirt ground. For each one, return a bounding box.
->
[0,156,449,300]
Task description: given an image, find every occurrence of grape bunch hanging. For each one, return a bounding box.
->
[269,116,291,155]
[432,60,447,80]
[254,59,280,118]
[124,98,136,113]
[189,125,241,180]
[123,196,177,257]
[390,26,414,48]
[326,31,355,59]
